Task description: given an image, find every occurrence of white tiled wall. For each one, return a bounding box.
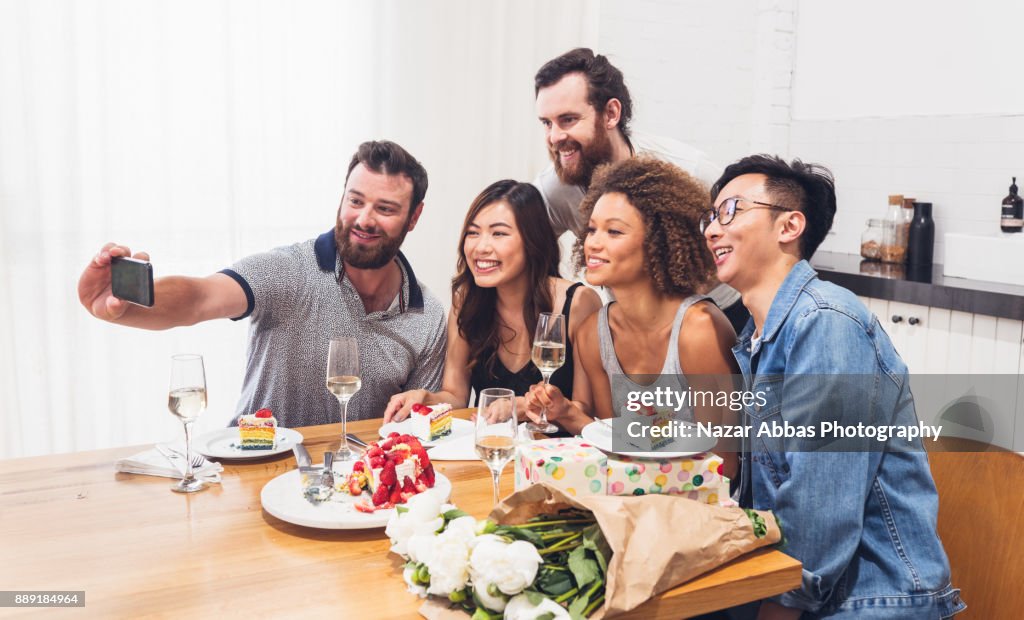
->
[790,115,1024,261]
[599,1,1024,263]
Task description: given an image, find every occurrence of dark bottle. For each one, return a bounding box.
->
[1001,176,1023,233]
[907,202,935,265]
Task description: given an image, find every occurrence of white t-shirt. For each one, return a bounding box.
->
[533,131,740,309]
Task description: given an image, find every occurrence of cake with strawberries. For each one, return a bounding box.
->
[238,408,277,450]
[408,403,453,442]
[344,433,436,511]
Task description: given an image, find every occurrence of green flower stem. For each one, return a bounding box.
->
[583,580,602,600]
[582,594,605,617]
[542,564,568,571]
[538,531,583,555]
[515,519,594,529]
[539,530,582,540]
[554,587,579,604]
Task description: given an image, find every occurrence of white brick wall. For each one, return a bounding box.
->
[599,1,1024,266]
[598,0,760,165]
[791,115,1024,261]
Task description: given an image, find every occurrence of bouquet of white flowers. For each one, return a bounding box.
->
[386,492,608,619]
[386,484,783,619]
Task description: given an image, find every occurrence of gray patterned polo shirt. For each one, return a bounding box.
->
[220,230,447,428]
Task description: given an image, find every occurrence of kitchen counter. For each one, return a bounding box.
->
[810,252,1024,320]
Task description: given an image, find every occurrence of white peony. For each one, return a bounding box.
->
[423,516,477,596]
[469,534,544,612]
[384,493,450,559]
[504,594,571,620]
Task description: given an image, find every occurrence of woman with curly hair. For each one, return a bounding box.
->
[524,157,740,457]
[383,179,601,428]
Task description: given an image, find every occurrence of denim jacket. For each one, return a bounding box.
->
[734,260,965,619]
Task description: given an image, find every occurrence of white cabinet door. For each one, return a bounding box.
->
[859,297,1023,450]
[886,301,928,374]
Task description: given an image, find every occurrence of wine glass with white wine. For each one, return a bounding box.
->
[326,337,361,463]
[527,312,565,434]
[167,354,208,493]
[475,387,518,506]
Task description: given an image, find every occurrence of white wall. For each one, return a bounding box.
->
[599,0,1024,262]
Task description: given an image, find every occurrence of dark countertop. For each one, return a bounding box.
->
[810,252,1024,321]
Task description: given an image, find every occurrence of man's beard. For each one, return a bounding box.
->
[334,219,409,270]
[550,118,613,187]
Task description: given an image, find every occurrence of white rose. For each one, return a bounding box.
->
[469,535,543,612]
[423,516,477,596]
[384,493,448,559]
[504,594,571,620]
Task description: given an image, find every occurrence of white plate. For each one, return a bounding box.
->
[260,463,452,529]
[193,427,303,460]
[378,417,473,447]
[580,420,716,459]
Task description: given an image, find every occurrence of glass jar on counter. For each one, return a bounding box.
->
[860,218,887,261]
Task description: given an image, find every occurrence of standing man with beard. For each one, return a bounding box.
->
[77,140,447,428]
[532,48,748,332]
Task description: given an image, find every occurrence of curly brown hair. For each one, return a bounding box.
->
[573,157,715,297]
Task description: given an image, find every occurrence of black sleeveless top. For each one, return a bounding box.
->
[469,283,582,405]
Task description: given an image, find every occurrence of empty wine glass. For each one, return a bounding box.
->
[167,354,208,493]
[527,312,565,434]
[474,387,517,506]
[326,337,361,462]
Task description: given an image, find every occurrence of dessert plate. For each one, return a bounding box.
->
[193,427,303,460]
[260,462,452,529]
[580,420,716,459]
[377,417,473,447]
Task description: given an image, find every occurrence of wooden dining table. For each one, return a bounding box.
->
[0,411,801,619]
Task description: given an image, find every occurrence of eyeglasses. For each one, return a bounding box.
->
[700,197,793,233]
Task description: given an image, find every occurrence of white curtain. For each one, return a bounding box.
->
[0,0,599,458]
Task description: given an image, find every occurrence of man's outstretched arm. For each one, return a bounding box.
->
[78,242,248,330]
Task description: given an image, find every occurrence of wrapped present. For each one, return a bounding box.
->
[515,437,608,497]
[606,452,728,505]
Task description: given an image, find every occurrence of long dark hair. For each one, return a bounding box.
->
[452,180,560,376]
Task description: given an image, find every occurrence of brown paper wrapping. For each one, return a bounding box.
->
[420,483,782,619]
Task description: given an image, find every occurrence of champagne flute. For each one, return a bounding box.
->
[167,354,208,493]
[527,312,565,434]
[475,387,518,506]
[326,337,361,463]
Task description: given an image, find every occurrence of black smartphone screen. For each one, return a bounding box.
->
[111,257,155,307]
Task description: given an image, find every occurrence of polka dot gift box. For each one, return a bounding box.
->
[514,438,609,497]
[605,453,729,505]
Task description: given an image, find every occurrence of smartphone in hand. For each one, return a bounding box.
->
[111,257,154,307]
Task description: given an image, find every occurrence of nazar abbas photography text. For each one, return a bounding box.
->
[624,387,943,443]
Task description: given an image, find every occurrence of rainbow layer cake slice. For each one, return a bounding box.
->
[409,403,453,442]
[238,408,277,450]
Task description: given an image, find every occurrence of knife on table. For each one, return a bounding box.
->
[292,444,312,468]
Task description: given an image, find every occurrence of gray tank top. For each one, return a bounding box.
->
[597,294,709,421]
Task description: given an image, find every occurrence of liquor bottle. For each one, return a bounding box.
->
[1001,177,1023,233]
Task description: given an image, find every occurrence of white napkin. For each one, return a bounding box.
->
[425,434,476,460]
[115,442,223,483]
